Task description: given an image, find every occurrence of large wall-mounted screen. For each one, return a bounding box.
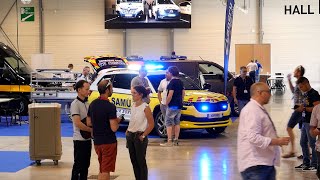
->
[105,0,191,29]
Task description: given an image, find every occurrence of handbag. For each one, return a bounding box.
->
[80,118,91,139]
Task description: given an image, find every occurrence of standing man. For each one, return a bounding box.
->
[233,66,254,113]
[77,66,92,84]
[255,60,263,82]
[160,66,185,147]
[237,82,290,180]
[247,60,258,82]
[70,80,92,180]
[157,72,171,118]
[86,80,122,180]
[294,77,320,171]
[131,66,151,103]
[68,64,74,72]
[158,72,171,141]
[63,64,75,88]
[282,65,305,158]
[310,103,320,178]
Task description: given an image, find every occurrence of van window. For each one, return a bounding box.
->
[199,63,224,80]
[148,74,200,92]
[113,74,134,89]
[0,45,33,74]
[97,75,113,84]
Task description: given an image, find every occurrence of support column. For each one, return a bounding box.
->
[258,0,263,44]
[169,28,174,54]
[39,0,44,53]
[123,29,127,56]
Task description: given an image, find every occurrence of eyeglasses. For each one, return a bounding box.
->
[106,80,111,88]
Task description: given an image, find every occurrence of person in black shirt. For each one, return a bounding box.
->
[87,80,122,180]
[233,66,254,113]
[294,77,320,171]
[160,66,185,147]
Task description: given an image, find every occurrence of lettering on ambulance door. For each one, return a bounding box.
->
[111,73,135,119]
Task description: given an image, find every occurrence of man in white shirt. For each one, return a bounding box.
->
[157,73,171,141]
[247,60,258,83]
[131,66,151,103]
[77,66,92,84]
[237,82,290,180]
[157,74,171,116]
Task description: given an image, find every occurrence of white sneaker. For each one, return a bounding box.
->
[160,142,173,147]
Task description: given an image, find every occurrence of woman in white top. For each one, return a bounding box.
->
[126,85,154,180]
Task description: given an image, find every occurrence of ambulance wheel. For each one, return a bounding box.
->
[36,160,41,166]
[154,111,167,138]
[206,127,226,134]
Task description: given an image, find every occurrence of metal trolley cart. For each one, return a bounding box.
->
[267,73,286,92]
[30,69,78,116]
[29,69,78,165]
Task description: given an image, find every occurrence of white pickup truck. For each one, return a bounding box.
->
[116,0,145,19]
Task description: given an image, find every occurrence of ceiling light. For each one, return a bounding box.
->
[21,0,32,5]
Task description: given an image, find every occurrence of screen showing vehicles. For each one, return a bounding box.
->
[105,0,191,29]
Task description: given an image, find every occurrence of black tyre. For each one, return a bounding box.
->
[36,160,41,166]
[206,127,227,134]
[154,111,167,138]
[232,103,239,117]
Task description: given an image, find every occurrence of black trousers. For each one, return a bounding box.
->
[71,140,92,180]
[317,151,320,179]
[126,132,148,180]
[249,71,256,83]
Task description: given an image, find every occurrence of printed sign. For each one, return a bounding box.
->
[21,7,35,22]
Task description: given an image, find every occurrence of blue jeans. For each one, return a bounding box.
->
[241,165,275,180]
[287,111,302,129]
[255,72,260,82]
[300,122,317,166]
[238,100,249,113]
[165,107,181,127]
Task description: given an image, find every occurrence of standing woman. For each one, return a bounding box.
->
[126,86,154,180]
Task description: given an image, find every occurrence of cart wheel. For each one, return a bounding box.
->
[36,160,41,166]
[53,160,58,165]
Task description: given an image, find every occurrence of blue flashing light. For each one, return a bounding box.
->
[201,105,209,111]
[145,64,164,70]
[222,104,228,110]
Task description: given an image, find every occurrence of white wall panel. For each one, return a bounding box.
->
[175,0,258,72]
[263,0,320,82]
[126,29,171,60]
[42,0,123,71]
